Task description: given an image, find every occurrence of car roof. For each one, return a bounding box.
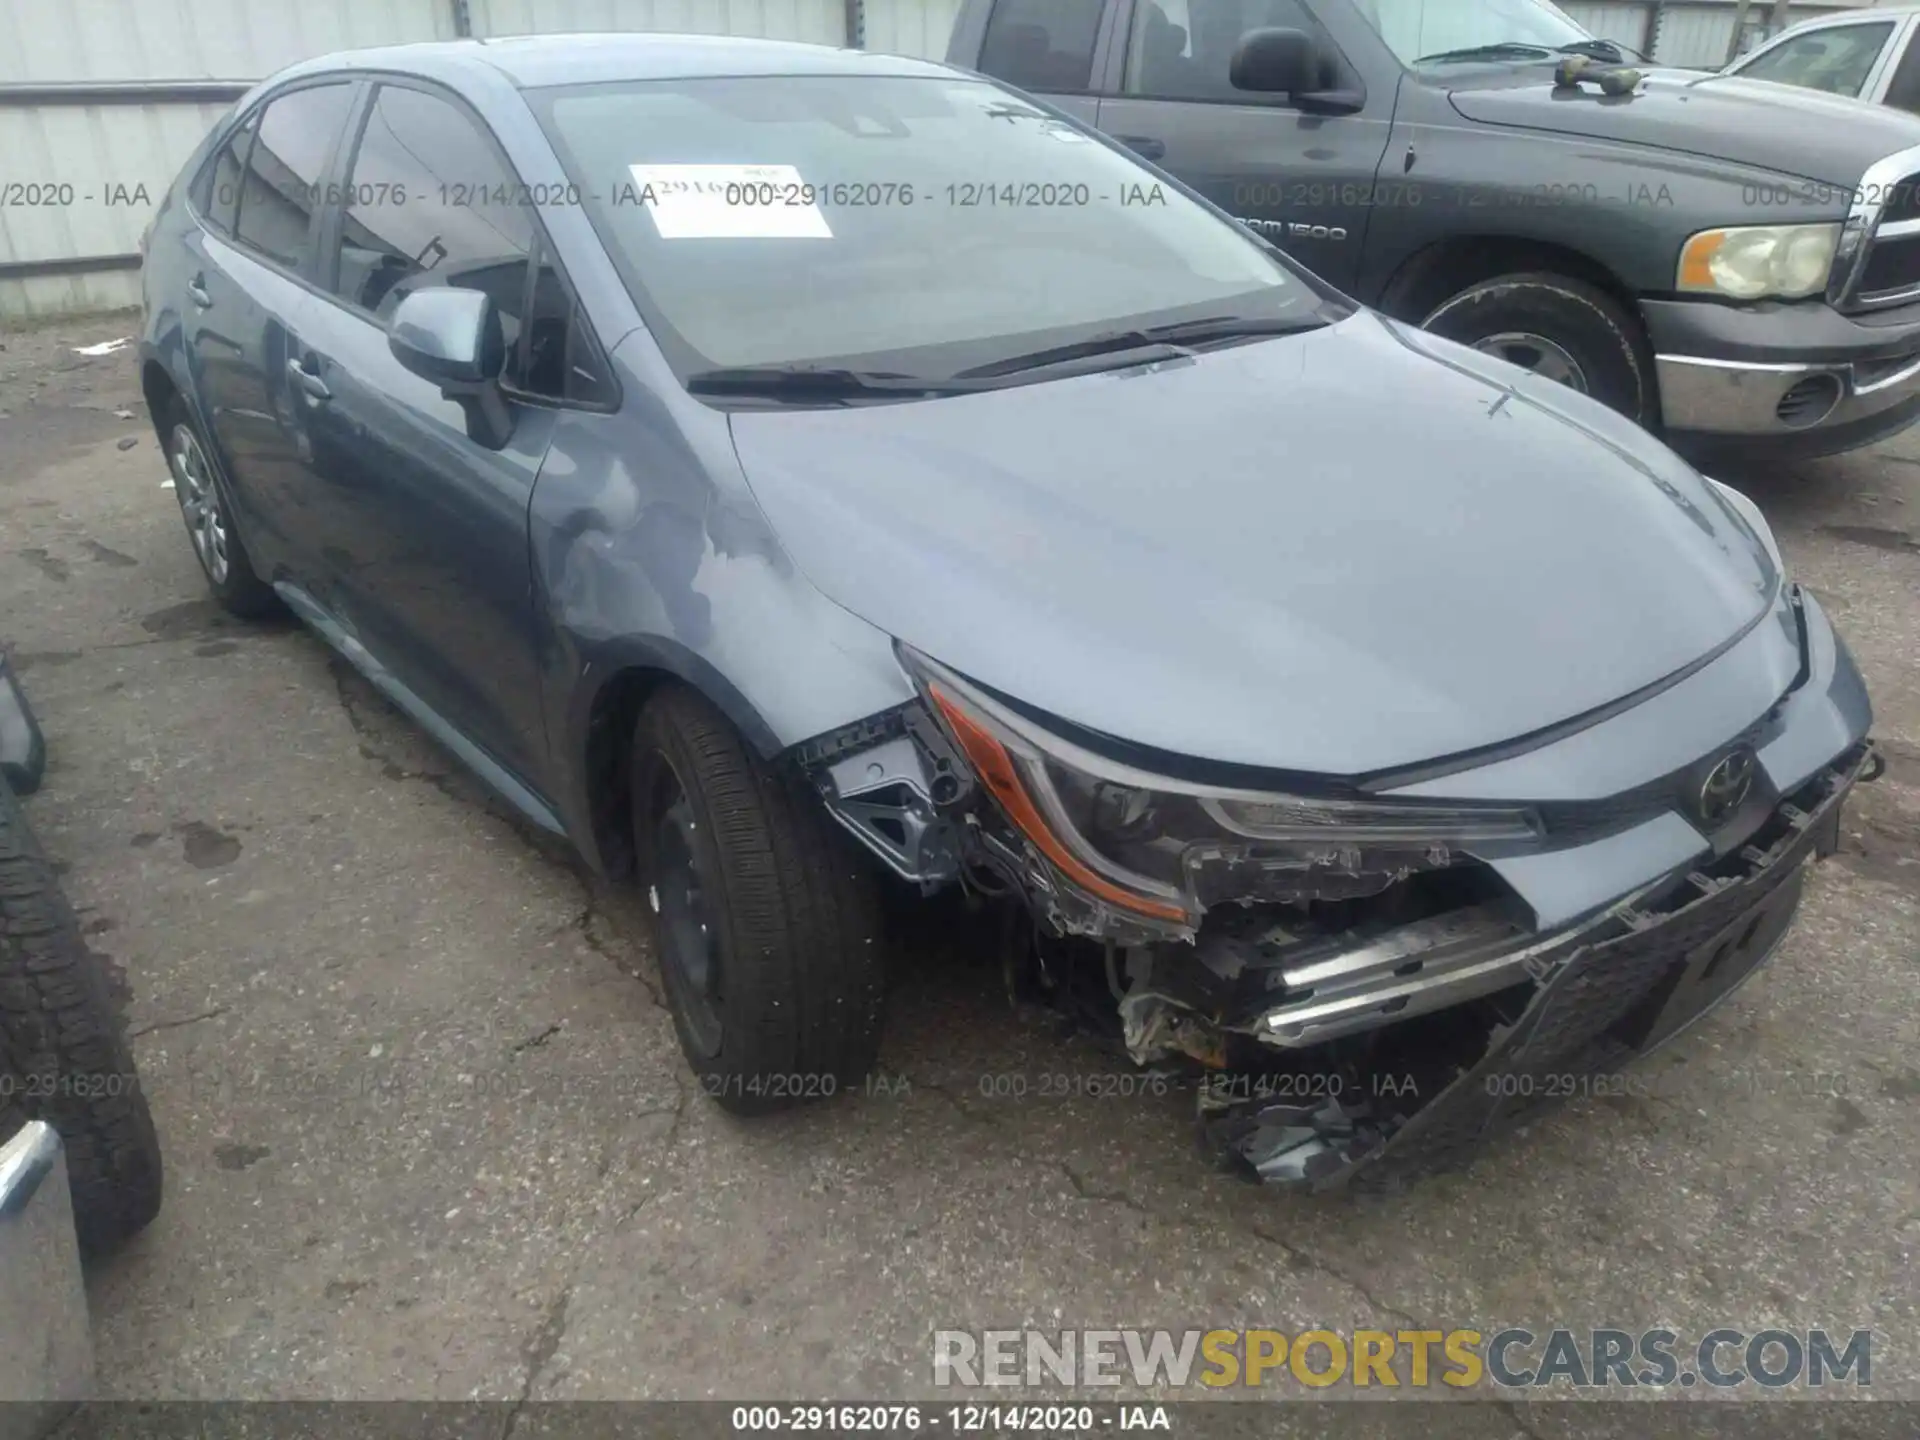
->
[272,32,960,90]
[1770,5,1920,32]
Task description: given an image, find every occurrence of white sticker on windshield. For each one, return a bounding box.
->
[627,164,833,239]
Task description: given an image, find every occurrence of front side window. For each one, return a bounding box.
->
[330,82,533,357]
[532,74,1325,381]
[232,82,356,269]
[1123,0,1349,102]
[1353,0,1591,66]
[1735,23,1893,96]
[978,0,1106,92]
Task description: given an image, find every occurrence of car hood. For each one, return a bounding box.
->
[726,313,1779,777]
[1447,69,1920,186]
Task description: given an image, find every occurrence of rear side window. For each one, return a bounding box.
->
[1124,0,1352,102]
[978,0,1105,91]
[329,84,533,356]
[197,112,257,236]
[232,83,357,269]
[1737,22,1893,96]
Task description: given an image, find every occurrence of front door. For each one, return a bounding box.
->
[1094,0,1394,290]
[294,80,559,787]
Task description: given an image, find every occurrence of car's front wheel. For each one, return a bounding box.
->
[1421,273,1657,428]
[630,686,886,1113]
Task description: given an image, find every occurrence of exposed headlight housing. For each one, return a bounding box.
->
[1678,223,1840,300]
[900,647,1541,931]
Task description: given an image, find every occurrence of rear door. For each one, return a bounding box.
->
[183,81,359,581]
[294,79,609,789]
[1093,0,1394,290]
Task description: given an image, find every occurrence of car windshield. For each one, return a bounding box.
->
[1353,0,1594,65]
[530,74,1326,382]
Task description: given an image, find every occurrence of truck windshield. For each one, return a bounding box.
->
[1355,0,1595,66]
[531,74,1328,382]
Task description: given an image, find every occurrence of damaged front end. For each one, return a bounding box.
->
[796,644,1875,1191]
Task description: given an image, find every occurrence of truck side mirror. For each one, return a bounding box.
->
[1229,26,1366,113]
[1230,27,1320,94]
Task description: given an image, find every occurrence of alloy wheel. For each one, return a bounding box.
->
[169,423,230,584]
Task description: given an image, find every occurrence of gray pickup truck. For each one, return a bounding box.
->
[948,0,1920,460]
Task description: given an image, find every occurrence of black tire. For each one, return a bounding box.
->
[160,397,282,619]
[631,686,886,1115]
[1421,273,1658,429]
[0,780,162,1253]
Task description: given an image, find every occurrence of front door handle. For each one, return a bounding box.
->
[1115,134,1166,161]
[187,275,213,309]
[286,357,331,402]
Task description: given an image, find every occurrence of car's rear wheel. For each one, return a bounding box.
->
[0,778,162,1254]
[630,686,886,1114]
[163,400,281,618]
[1421,273,1657,428]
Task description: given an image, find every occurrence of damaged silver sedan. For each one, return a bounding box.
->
[138,37,1877,1189]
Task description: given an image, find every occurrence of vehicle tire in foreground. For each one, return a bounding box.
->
[631,685,886,1114]
[0,780,162,1253]
[161,398,282,619]
[1421,273,1657,428]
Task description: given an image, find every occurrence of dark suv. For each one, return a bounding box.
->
[950,0,1920,459]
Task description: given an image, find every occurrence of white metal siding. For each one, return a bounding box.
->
[1562,3,1652,54]
[861,0,963,59]
[0,0,452,83]
[467,0,847,43]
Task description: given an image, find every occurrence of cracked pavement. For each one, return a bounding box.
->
[2,313,1917,1420]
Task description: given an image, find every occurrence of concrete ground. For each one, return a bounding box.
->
[1,312,1916,1422]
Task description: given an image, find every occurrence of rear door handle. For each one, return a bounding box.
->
[187,276,213,309]
[286,357,331,402]
[1114,134,1166,161]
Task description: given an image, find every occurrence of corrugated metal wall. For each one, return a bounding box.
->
[468,0,845,44]
[862,0,963,58]
[1565,0,1880,68]
[0,0,455,318]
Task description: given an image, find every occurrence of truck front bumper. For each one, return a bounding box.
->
[1644,294,1920,459]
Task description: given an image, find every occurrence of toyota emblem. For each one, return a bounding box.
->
[1696,747,1757,827]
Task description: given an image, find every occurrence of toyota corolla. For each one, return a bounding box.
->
[137,34,1878,1189]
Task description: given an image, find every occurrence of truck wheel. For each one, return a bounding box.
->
[631,686,886,1114]
[1422,273,1656,428]
[0,780,163,1254]
[162,399,282,619]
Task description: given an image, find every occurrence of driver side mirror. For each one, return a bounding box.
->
[388,287,515,450]
[1229,27,1364,113]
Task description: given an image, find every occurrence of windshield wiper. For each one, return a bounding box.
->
[1555,39,1633,62]
[956,314,1321,380]
[1413,41,1555,65]
[684,365,987,401]
[1414,38,1631,66]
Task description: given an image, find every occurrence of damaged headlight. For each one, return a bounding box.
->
[902,647,1541,928]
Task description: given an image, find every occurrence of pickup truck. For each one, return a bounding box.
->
[947,0,1920,460]
[1727,6,1920,111]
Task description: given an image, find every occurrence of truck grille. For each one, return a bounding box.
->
[1857,233,1920,301]
[1844,165,1920,309]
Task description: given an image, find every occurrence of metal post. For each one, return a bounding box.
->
[1767,0,1794,38]
[845,0,865,48]
[1644,0,1665,63]
[451,0,474,39]
[1728,0,1754,64]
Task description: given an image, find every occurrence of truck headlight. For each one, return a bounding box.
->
[1678,223,1840,300]
[901,647,1540,926]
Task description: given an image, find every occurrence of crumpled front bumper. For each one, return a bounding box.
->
[1202,743,1871,1189]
